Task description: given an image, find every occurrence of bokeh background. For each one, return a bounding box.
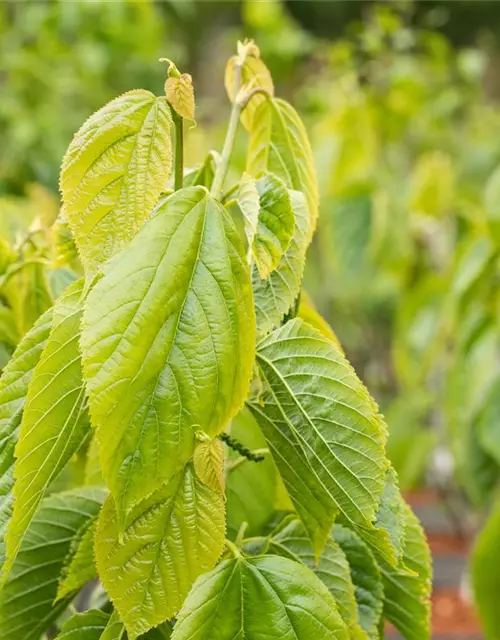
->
[3,2,500,636]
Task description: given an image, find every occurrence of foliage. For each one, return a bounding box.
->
[0,40,431,640]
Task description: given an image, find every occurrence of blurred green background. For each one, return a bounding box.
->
[2,0,500,512]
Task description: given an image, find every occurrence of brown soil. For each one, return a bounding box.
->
[432,588,482,637]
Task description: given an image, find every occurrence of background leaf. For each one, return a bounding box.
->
[56,610,109,640]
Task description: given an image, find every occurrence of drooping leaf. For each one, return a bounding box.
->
[225,52,274,130]
[82,186,255,523]
[193,437,225,493]
[226,407,278,538]
[56,519,98,601]
[380,503,432,640]
[0,308,53,568]
[333,525,384,638]
[5,279,90,574]
[55,610,110,640]
[60,90,173,274]
[0,487,106,640]
[247,98,318,231]
[268,516,367,639]
[165,74,195,121]
[171,554,349,640]
[252,173,294,279]
[248,319,388,558]
[253,190,310,335]
[95,464,225,639]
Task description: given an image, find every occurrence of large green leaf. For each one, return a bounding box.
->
[333,525,383,638]
[57,519,98,600]
[380,503,432,640]
[268,516,367,639]
[95,464,225,639]
[82,186,255,523]
[60,90,173,274]
[56,610,109,640]
[0,487,106,640]
[248,319,388,558]
[226,407,278,538]
[247,98,318,231]
[253,190,311,335]
[5,279,90,574]
[171,554,349,640]
[0,308,53,568]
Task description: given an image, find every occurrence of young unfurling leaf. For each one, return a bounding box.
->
[165,74,195,121]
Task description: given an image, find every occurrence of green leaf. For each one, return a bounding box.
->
[19,261,53,335]
[0,487,106,640]
[237,173,260,251]
[5,279,90,574]
[225,53,274,130]
[82,186,255,523]
[101,611,126,640]
[226,407,278,538]
[0,308,53,569]
[56,610,110,640]
[60,90,173,274]
[171,554,349,640]
[247,98,318,232]
[252,173,294,279]
[57,519,98,601]
[333,525,383,638]
[268,516,367,639]
[248,319,388,558]
[380,503,431,640]
[165,74,195,121]
[183,152,219,190]
[95,464,225,639]
[253,190,311,335]
[193,437,225,493]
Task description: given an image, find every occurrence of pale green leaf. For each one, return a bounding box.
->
[81,186,255,522]
[183,152,219,190]
[60,90,173,274]
[171,554,349,640]
[48,267,78,300]
[165,74,195,121]
[268,516,368,639]
[193,437,225,493]
[0,487,106,640]
[56,610,109,640]
[248,319,388,558]
[20,261,53,335]
[84,433,103,486]
[5,279,90,574]
[95,464,225,639]
[0,308,53,568]
[225,54,274,130]
[226,407,278,538]
[237,173,260,250]
[247,98,318,231]
[380,503,432,640]
[252,190,311,335]
[57,519,98,601]
[252,173,294,279]
[333,525,383,638]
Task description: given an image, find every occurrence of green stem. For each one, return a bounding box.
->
[173,111,184,190]
[225,538,241,559]
[211,63,243,198]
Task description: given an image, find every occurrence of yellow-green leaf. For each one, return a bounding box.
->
[95,464,225,639]
[193,437,225,493]
[81,186,255,524]
[165,74,195,120]
[56,519,98,601]
[225,54,274,130]
[60,90,173,274]
[247,98,318,232]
